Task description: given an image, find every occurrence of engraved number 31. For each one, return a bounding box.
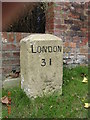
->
[41,58,52,66]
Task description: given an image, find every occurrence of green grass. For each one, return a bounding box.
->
[2,66,88,118]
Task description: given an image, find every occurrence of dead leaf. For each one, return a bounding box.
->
[6,71,20,78]
[82,77,88,83]
[50,105,53,109]
[84,103,90,109]
[5,116,8,118]
[12,72,19,78]
[1,96,9,104]
[72,77,74,80]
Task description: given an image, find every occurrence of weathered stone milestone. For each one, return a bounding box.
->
[20,34,63,98]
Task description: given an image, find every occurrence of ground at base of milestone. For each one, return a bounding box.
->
[2,66,88,118]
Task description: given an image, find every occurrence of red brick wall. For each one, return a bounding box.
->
[0,33,2,81]
[46,2,89,65]
[1,32,30,79]
[1,2,89,78]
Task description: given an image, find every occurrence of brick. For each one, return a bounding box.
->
[2,52,12,58]
[2,60,12,66]
[76,42,80,48]
[61,6,69,11]
[2,66,12,74]
[2,44,11,51]
[16,33,22,43]
[0,68,2,74]
[61,14,68,19]
[45,24,49,31]
[84,2,88,9]
[2,59,20,66]
[82,38,88,45]
[76,8,83,14]
[49,23,54,29]
[64,19,73,24]
[16,44,20,51]
[13,52,20,58]
[46,14,54,24]
[65,36,71,41]
[64,42,69,47]
[54,6,61,11]
[86,10,89,15]
[77,32,86,37]
[71,25,80,31]
[88,48,90,53]
[47,6,54,14]
[11,59,20,65]
[49,12,54,18]
[10,44,17,50]
[0,45,2,50]
[63,48,71,53]
[83,38,88,42]
[72,2,84,9]
[88,54,90,59]
[67,31,77,37]
[81,28,87,32]
[55,24,67,30]
[2,44,19,51]
[8,33,14,42]
[56,2,65,6]
[80,48,88,53]
[71,48,76,53]
[54,12,61,17]
[64,2,70,7]
[48,18,54,24]
[54,18,61,24]
[73,20,82,26]
[54,25,61,29]
[54,29,61,34]
[0,52,2,58]
[48,2,54,6]
[69,42,76,48]
[68,13,79,19]
[70,8,76,15]
[2,32,7,39]
[46,12,54,18]
[48,29,54,34]
[88,17,90,22]
[80,42,86,46]
[53,32,59,37]
[73,36,80,42]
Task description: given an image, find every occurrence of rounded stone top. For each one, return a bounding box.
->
[20,34,62,43]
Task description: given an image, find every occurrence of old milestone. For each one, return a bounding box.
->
[20,34,63,98]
